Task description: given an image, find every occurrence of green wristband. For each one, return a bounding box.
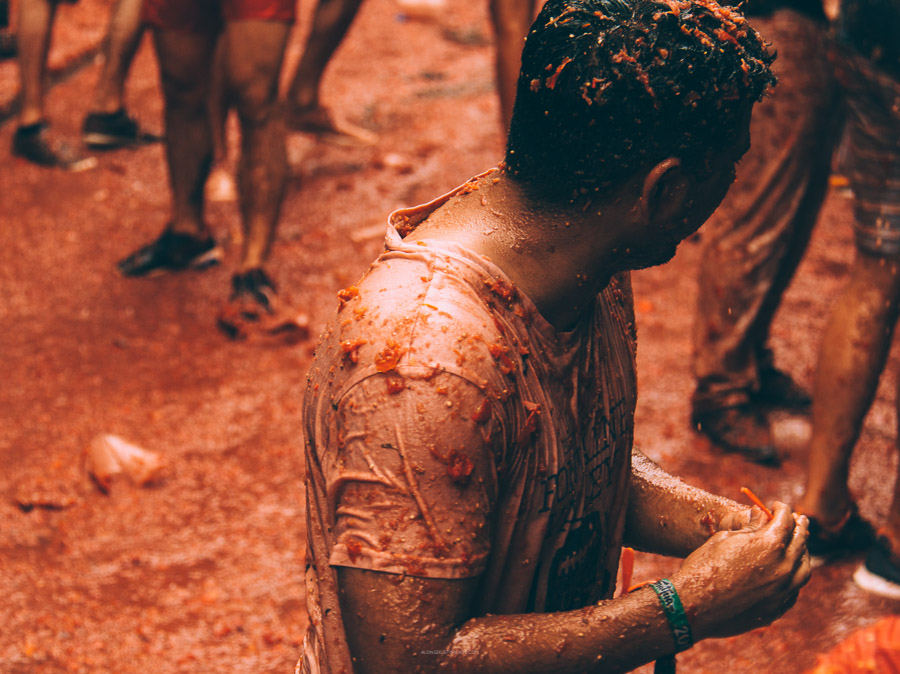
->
[651,579,694,653]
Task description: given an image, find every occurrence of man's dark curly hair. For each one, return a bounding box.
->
[505,0,776,204]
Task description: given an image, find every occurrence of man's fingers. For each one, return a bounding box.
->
[784,514,809,559]
[782,515,811,590]
[792,550,812,589]
[765,501,797,542]
[739,505,768,531]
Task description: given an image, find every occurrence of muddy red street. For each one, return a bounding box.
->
[0,1,894,672]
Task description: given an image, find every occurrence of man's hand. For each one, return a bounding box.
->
[672,501,810,640]
[716,504,770,533]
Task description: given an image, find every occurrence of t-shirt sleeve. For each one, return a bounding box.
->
[323,370,498,579]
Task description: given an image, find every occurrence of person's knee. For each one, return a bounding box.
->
[161,74,208,116]
[154,34,214,113]
[231,73,279,127]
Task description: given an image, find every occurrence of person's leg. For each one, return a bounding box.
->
[802,32,900,567]
[83,0,163,148]
[155,29,217,237]
[222,18,290,274]
[215,18,305,338]
[489,0,535,131]
[205,33,239,205]
[797,252,900,524]
[0,0,17,60]
[91,0,144,114]
[690,10,838,462]
[117,27,221,275]
[881,392,900,557]
[13,0,94,168]
[832,1,900,598]
[17,0,55,127]
[208,33,229,167]
[285,0,362,122]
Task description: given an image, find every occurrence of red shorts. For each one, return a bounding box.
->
[142,0,295,33]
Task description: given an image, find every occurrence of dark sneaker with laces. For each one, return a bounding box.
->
[82,109,162,149]
[117,229,222,277]
[12,122,97,171]
[218,268,309,341]
[753,365,812,410]
[806,507,875,565]
[854,539,900,599]
[692,404,780,465]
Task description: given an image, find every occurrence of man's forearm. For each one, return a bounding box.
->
[624,450,743,556]
[339,568,684,674]
[438,586,682,673]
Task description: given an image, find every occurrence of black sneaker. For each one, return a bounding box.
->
[692,405,780,465]
[753,365,812,411]
[806,507,875,565]
[82,109,162,149]
[0,29,16,60]
[12,122,97,171]
[854,540,900,599]
[117,229,222,277]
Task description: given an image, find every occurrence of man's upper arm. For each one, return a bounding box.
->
[322,371,499,668]
[336,566,480,673]
[327,371,497,578]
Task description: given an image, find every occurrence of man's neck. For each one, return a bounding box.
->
[405,170,630,331]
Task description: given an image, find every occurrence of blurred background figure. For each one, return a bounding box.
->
[12,0,155,168]
[206,0,374,206]
[690,0,840,464]
[489,0,535,130]
[12,0,95,169]
[280,0,542,139]
[81,0,160,149]
[283,0,374,142]
[796,0,900,598]
[118,1,300,340]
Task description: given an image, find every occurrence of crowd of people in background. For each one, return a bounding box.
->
[3,0,537,337]
[3,0,900,669]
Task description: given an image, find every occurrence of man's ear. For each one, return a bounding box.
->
[637,158,686,229]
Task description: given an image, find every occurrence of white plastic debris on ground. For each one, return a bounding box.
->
[85,434,165,491]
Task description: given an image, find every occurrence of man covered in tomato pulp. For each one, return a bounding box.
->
[301,0,811,671]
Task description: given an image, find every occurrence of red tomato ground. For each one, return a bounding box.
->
[0,1,895,671]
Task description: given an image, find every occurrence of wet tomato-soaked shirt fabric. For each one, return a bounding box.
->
[300,174,638,673]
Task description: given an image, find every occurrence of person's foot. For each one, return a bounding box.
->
[12,122,97,171]
[806,506,875,565]
[692,405,780,465]
[285,104,377,145]
[753,365,812,410]
[82,109,163,149]
[117,229,222,277]
[217,268,308,341]
[854,538,900,599]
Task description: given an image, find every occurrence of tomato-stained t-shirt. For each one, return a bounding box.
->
[298,173,639,674]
